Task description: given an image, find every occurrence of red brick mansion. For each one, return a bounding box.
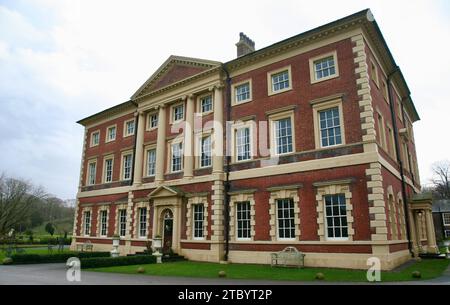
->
[71,9,438,270]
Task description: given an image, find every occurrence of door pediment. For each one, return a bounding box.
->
[148,185,184,199]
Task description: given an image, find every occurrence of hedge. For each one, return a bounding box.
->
[80,255,156,269]
[9,251,110,265]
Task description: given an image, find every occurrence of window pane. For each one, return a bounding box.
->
[276,198,295,239]
[324,194,348,239]
[319,107,342,147]
[314,56,336,80]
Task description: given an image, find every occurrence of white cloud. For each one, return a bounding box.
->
[0,0,448,197]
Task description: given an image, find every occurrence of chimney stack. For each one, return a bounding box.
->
[235,32,255,57]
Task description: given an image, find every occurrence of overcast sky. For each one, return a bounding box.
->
[0,0,449,199]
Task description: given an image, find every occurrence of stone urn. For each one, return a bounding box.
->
[111,235,120,257]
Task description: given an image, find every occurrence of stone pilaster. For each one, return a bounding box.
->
[184,95,195,178]
[124,191,134,254]
[210,180,225,261]
[212,85,224,174]
[133,111,145,185]
[155,106,166,183]
[366,163,388,241]
[425,209,438,253]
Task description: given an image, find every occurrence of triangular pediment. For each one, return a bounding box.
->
[148,185,184,199]
[131,55,221,100]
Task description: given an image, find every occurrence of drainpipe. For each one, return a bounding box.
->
[386,67,414,257]
[130,101,139,186]
[221,65,232,261]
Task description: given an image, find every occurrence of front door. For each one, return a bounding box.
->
[162,210,173,254]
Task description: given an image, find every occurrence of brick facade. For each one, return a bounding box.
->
[71,10,434,270]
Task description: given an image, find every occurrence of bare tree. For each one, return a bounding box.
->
[0,174,47,238]
[431,160,450,199]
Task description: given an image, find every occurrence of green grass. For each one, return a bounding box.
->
[32,217,73,236]
[0,247,72,264]
[88,259,450,282]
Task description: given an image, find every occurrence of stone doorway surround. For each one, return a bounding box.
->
[408,193,438,255]
[148,185,184,254]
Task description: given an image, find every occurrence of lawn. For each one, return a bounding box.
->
[88,259,450,282]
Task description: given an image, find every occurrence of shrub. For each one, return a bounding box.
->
[137,266,146,273]
[218,270,226,278]
[315,272,325,280]
[10,251,110,264]
[80,255,156,269]
[2,257,13,265]
[411,271,421,279]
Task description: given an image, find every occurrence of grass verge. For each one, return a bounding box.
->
[88,259,450,282]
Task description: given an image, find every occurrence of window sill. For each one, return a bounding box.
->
[311,74,339,84]
[268,87,292,97]
[232,99,252,106]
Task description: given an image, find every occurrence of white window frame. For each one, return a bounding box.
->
[106,125,117,143]
[235,127,252,162]
[169,140,183,173]
[170,102,185,124]
[312,99,346,149]
[269,111,295,156]
[276,198,296,241]
[309,51,339,84]
[200,135,212,168]
[144,147,156,177]
[324,194,349,241]
[267,66,292,96]
[232,79,252,105]
[90,130,100,147]
[443,213,450,226]
[99,209,108,237]
[118,209,127,237]
[103,155,114,183]
[236,201,251,241]
[147,112,158,131]
[138,207,147,238]
[198,94,213,115]
[86,159,97,186]
[192,204,205,240]
[84,210,91,237]
[123,119,135,137]
[120,151,133,181]
[445,230,450,238]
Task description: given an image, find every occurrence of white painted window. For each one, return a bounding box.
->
[173,104,184,122]
[100,210,108,237]
[87,162,96,185]
[319,107,342,147]
[84,211,91,236]
[274,118,293,155]
[314,56,336,80]
[235,82,250,103]
[193,204,204,239]
[200,136,212,168]
[123,154,133,180]
[107,126,116,142]
[443,213,450,226]
[125,120,135,136]
[236,201,251,240]
[445,230,450,238]
[171,142,183,172]
[91,131,100,146]
[148,113,158,129]
[276,198,295,239]
[119,209,127,237]
[104,158,113,183]
[139,207,147,238]
[147,149,156,176]
[236,127,251,161]
[325,194,348,240]
[200,95,213,113]
[271,70,290,92]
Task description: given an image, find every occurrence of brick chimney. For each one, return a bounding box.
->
[236,32,255,57]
